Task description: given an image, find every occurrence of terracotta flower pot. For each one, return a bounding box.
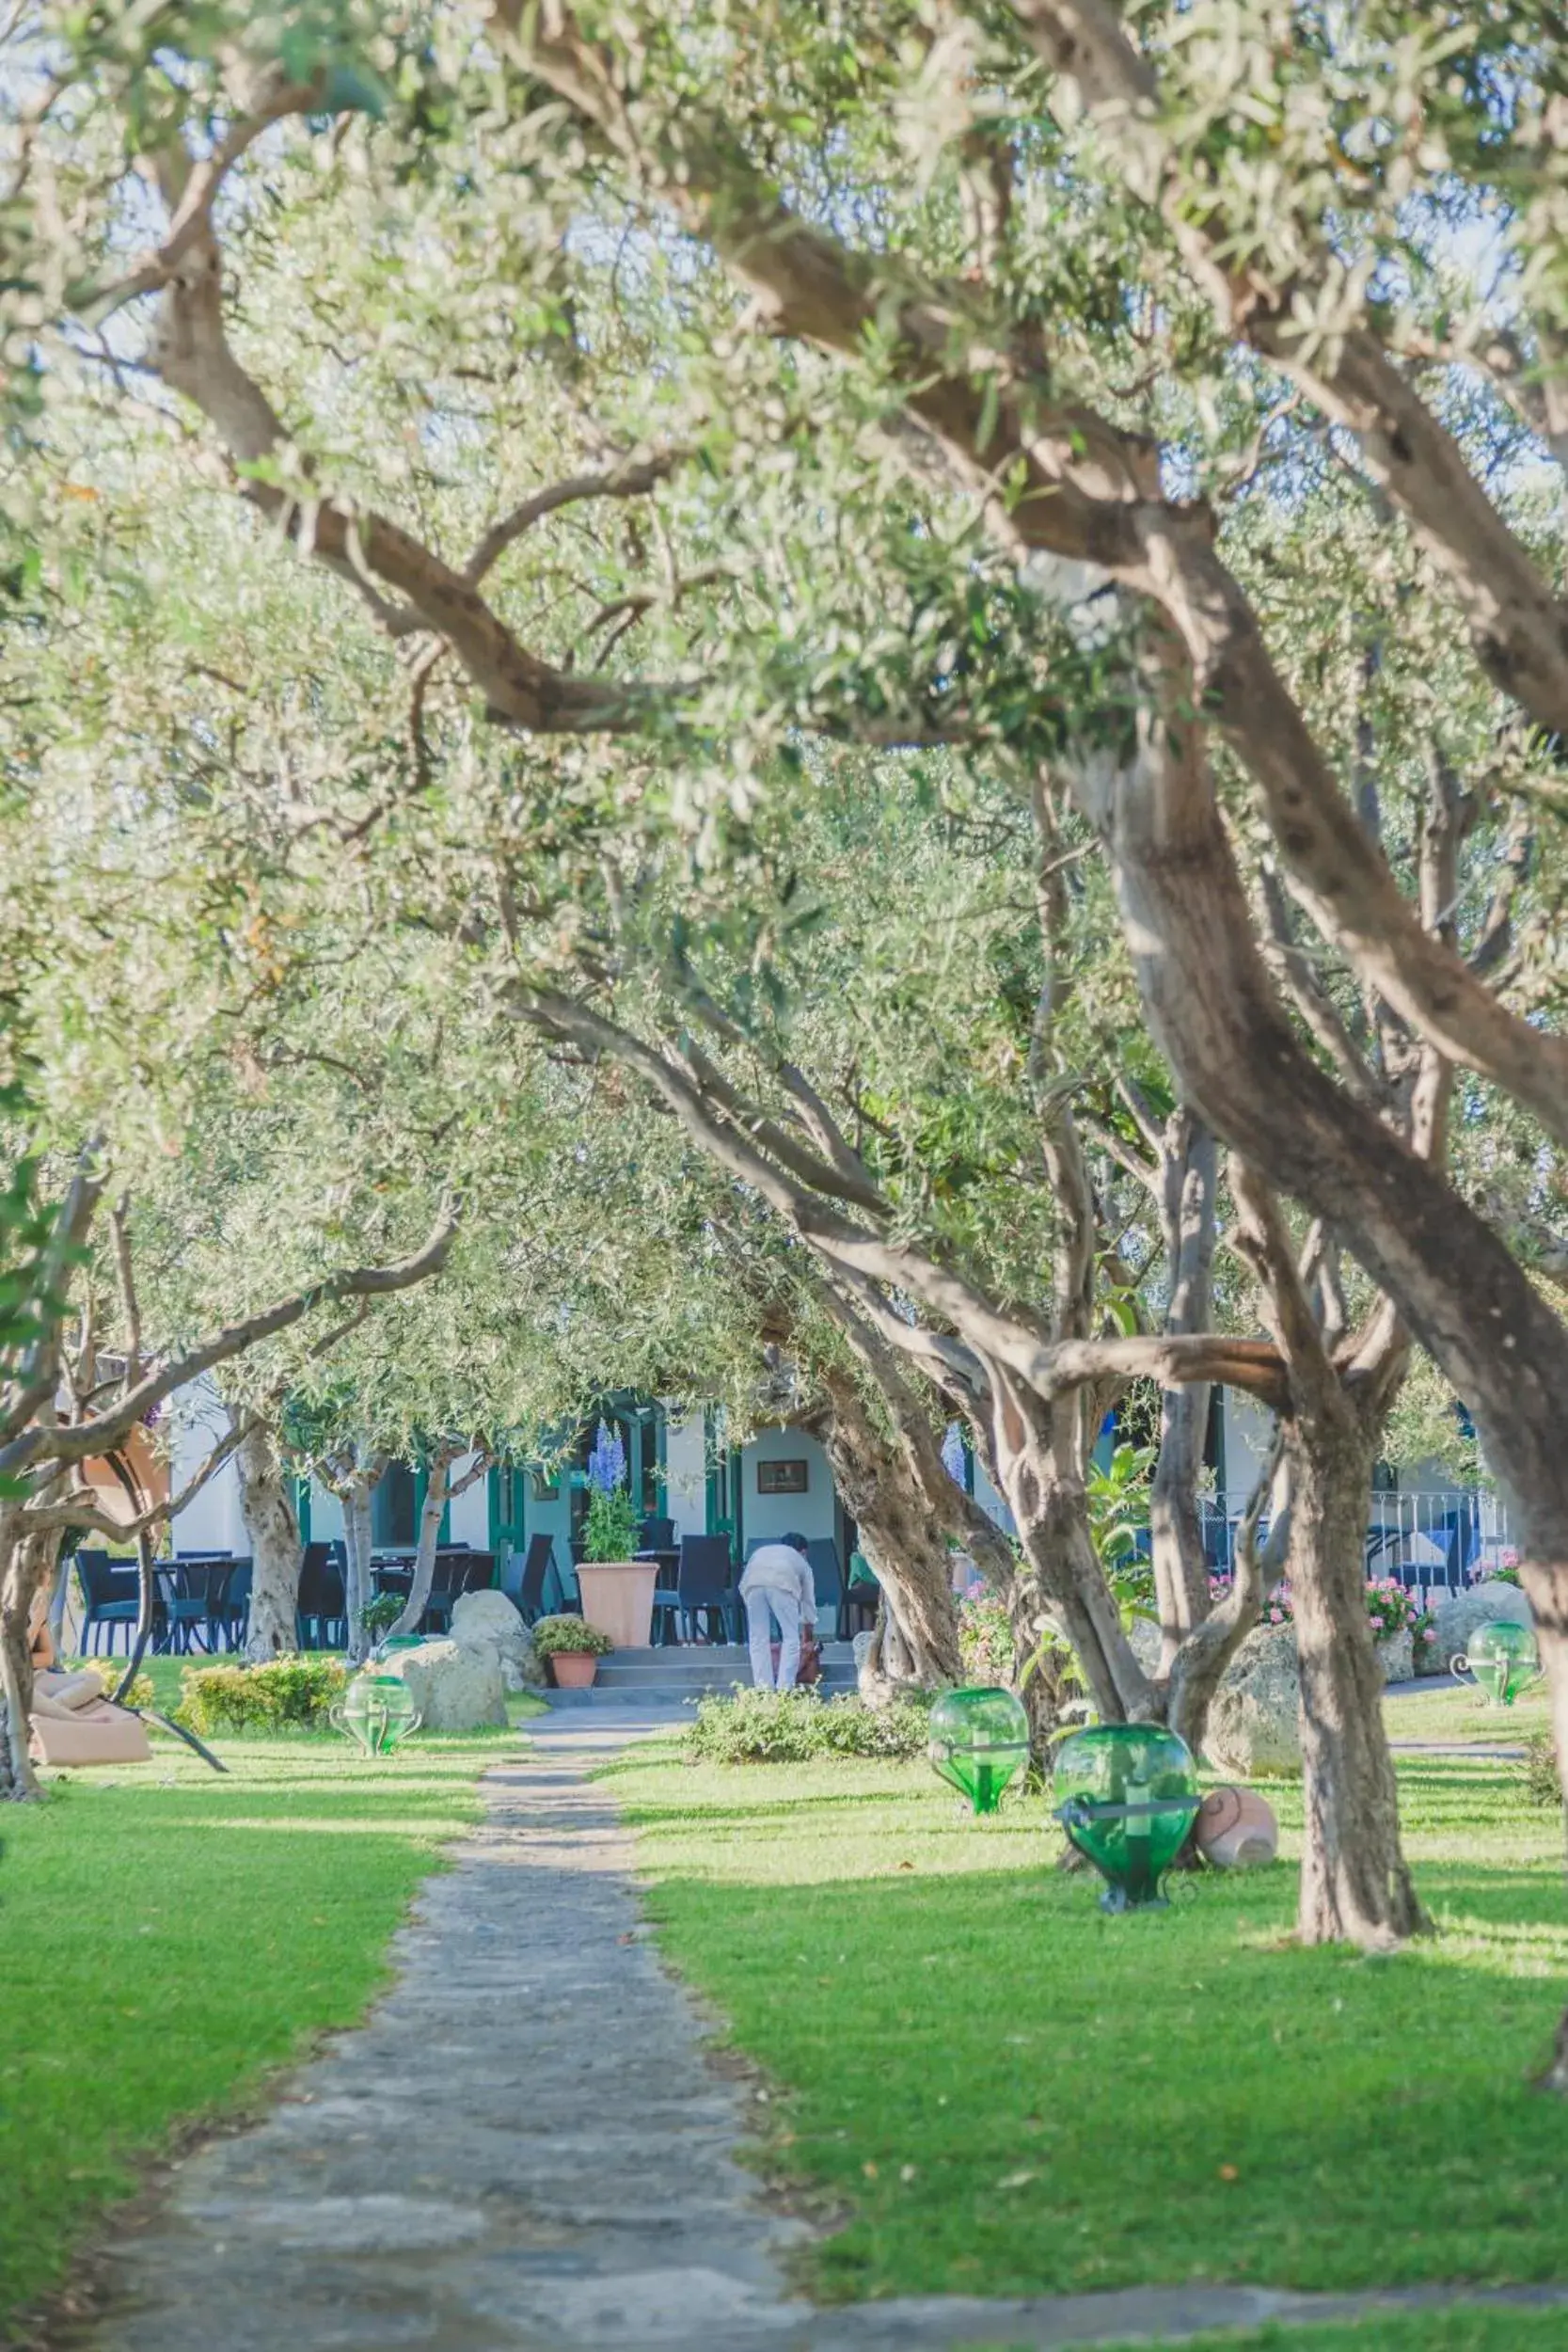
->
[550,1652,599,1689]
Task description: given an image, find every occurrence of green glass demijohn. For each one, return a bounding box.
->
[1455,1618,1540,1708]
[927,1686,1030,1815]
[331,1672,423,1756]
[1052,1723,1200,1912]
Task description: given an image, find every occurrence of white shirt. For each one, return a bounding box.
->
[739,1542,817,1625]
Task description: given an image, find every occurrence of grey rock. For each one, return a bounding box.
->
[1433,1579,1532,1669]
[1204,1623,1302,1778]
[1375,1628,1414,1684]
[378,1635,507,1731]
[452,1587,545,1688]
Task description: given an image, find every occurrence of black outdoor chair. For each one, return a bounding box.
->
[651,1534,737,1645]
[154,1558,233,1656]
[296,1543,348,1648]
[75,1550,142,1656]
[420,1549,498,1633]
[806,1538,848,1642]
[638,1514,676,1552]
[515,1531,558,1624]
[212,1558,253,1651]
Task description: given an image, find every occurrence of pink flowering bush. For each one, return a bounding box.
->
[1365,1578,1424,1641]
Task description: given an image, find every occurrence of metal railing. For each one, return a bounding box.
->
[971,1485,1514,1600]
[1200,1486,1513,1597]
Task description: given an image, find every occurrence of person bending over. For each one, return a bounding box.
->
[740,1532,817,1690]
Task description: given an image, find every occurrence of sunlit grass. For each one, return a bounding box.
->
[605,1740,1568,2306]
[1384,1680,1551,1745]
[0,1709,527,2332]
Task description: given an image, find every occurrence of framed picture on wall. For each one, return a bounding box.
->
[757,1458,809,1495]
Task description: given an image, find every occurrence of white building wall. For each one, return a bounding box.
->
[740,1426,836,1549]
[167,1381,246,1552]
[971,1451,1015,1536]
[450,1454,489,1547]
[661,1406,707,1537]
[1221,1392,1275,1502]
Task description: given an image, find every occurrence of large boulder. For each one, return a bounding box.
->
[1375,1629,1414,1685]
[451,1589,544,1690]
[1127,1615,1163,1676]
[1432,1581,1531,1671]
[378,1638,507,1733]
[1204,1625,1302,1778]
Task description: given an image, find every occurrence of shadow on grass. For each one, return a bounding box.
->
[626,1772,1568,2308]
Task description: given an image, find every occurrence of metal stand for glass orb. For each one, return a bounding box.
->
[927,1687,1031,1816]
[1055,1793,1203,1910]
[1051,1724,1200,1913]
[331,1674,422,1756]
[1452,1620,1540,1708]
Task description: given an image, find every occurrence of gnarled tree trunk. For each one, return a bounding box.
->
[0,1510,62,1801]
[389,1448,491,1640]
[818,1374,961,1689]
[237,1420,304,1661]
[1149,1112,1217,1666]
[1287,1402,1429,1947]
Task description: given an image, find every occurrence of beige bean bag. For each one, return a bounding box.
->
[29,1672,152,1766]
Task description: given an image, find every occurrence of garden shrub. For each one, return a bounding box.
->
[531,1613,614,1658]
[179,1655,348,1735]
[1525,1732,1561,1809]
[62,1661,153,1709]
[688,1686,930,1764]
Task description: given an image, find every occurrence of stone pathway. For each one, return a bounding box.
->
[75,1714,1568,2352]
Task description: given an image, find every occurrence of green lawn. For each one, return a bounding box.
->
[0,1700,532,2334]
[1073,2313,1568,2352]
[1384,1681,1551,1745]
[604,1743,1568,2309]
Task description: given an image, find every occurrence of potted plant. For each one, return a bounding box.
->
[532,1613,613,1689]
[575,1420,660,1645]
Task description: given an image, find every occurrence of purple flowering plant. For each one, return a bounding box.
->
[582,1420,638,1562]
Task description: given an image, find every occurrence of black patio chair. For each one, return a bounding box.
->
[295,1543,347,1649]
[212,1558,253,1652]
[516,1531,560,1624]
[652,1534,737,1645]
[420,1549,498,1632]
[638,1514,676,1552]
[806,1538,848,1641]
[75,1550,142,1656]
[154,1558,232,1656]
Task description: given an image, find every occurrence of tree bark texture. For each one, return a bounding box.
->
[1286,1406,1430,1947]
[1150,1113,1217,1665]
[237,1420,304,1661]
[818,1375,962,1688]
[389,1450,491,1640]
[391,1451,455,1645]
[1078,728,1568,1794]
[0,1511,61,1801]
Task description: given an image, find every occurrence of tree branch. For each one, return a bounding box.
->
[464,450,686,585]
[0,1209,456,1484]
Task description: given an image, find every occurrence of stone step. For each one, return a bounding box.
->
[540,1642,857,1708]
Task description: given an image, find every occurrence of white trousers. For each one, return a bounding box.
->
[745,1585,802,1689]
